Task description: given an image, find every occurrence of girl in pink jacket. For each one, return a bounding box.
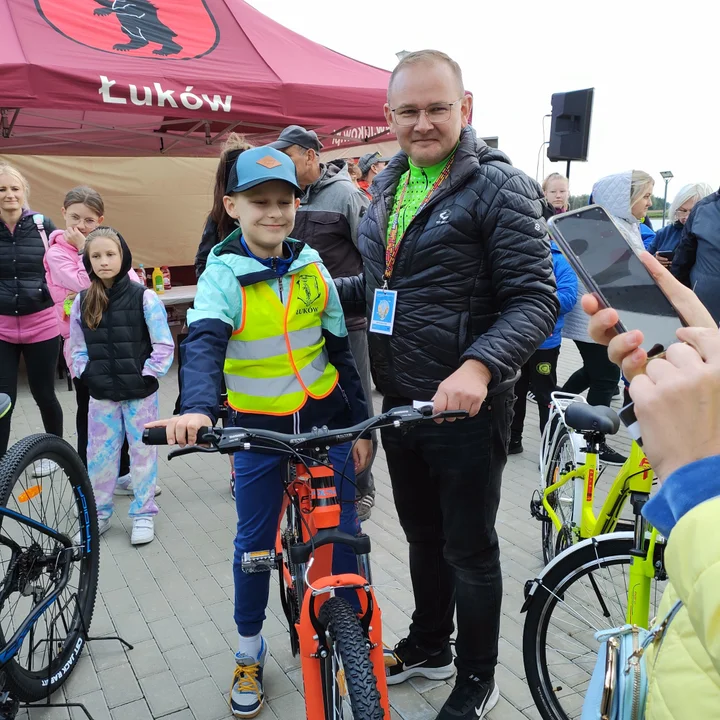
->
[44,187,148,495]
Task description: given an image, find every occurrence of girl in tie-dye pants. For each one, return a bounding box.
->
[87,395,160,523]
[69,227,174,545]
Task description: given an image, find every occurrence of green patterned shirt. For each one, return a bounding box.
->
[385,153,454,246]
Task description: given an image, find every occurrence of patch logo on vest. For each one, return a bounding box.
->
[295,274,322,314]
[536,362,552,376]
[36,0,219,60]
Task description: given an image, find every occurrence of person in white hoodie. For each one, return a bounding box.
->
[561,170,655,465]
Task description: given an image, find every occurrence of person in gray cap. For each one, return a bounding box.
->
[272,125,377,521]
[358,151,391,199]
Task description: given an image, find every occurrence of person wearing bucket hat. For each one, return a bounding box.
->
[149,145,372,719]
[358,152,391,199]
[273,125,378,521]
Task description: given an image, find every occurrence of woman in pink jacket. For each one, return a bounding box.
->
[0,163,62,469]
[44,187,145,492]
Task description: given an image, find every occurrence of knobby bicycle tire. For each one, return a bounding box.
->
[522,534,665,720]
[318,596,385,720]
[0,434,99,702]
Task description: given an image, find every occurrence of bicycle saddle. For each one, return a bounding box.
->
[564,403,620,435]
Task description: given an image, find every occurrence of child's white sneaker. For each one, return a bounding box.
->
[231,638,267,718]
[114,474,162,497]
[131,517,154,545]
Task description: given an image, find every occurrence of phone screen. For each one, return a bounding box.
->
[550,206,684,356]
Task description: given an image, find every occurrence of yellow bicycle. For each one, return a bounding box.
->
[531,392,653,564]
[522,393,667,719]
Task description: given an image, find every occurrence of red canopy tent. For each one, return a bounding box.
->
[0,0,393,156]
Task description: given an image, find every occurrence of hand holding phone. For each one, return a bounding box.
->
[548,206,687,358]
[655,250,674,269]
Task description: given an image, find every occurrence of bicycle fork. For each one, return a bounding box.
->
[295,570,390,719]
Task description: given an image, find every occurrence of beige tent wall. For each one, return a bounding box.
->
[0,155,217,267]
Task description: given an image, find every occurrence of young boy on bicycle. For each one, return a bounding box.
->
[148,146,371,718]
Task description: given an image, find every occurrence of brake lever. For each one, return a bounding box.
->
[167,446,218,461]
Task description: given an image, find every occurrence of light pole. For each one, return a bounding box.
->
[660,171,673,227]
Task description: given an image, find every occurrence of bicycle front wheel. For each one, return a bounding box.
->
[542,426,577,564]
[523,534,666,720]
[0,434,99,702]
[318,596,385,720]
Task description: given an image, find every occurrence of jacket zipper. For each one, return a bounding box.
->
[629,627,641,720]
[272,259,285,305]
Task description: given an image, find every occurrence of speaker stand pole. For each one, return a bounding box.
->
[565,160,571,179]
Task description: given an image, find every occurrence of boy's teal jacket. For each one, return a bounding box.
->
[179,232,368,432]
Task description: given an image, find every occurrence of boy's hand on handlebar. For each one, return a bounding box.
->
[353,439,372,473]
[145,414,213,447]
[583,251,717,381]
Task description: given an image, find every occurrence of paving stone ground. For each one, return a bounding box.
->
[7,340,632,720]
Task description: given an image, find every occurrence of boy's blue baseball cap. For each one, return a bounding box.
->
[225,146,302,196]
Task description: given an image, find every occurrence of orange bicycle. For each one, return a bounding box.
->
[144,405,465,719]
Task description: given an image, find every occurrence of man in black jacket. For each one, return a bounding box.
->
[337,50,558,719]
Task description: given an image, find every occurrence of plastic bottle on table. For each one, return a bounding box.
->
[152,267,164,294]
[138,263,146,287]
[162,266,172,290]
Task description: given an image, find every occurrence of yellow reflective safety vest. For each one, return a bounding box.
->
[224,263,339,415]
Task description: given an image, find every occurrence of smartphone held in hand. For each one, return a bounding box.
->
[548,205,687,358]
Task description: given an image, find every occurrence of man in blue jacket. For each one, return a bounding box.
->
[510,242,577,453]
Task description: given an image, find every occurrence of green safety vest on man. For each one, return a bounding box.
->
[224,261,339,415]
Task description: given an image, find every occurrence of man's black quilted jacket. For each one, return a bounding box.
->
[336,126,559,400]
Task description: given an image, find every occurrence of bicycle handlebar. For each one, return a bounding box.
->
[142,406,468,458]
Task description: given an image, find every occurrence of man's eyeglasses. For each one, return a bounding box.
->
[675,208,691,217]
[391,99,464,127]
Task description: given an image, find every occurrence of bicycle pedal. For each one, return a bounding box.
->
[530,492,550,523]
[241,549,276,574]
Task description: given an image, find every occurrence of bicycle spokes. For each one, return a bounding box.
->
[0,459,85,676]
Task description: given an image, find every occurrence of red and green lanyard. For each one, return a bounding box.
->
[383,153,455,286]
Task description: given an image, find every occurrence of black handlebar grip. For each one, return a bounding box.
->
[142,427,171,445]
[440,410,469,419]
[196,427,214,443]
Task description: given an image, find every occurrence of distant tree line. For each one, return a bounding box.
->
[569,194,669,212]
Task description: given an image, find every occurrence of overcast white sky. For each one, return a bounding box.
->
[248,0,719,197]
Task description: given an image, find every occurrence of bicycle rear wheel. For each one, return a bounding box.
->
[542,427,577,564]
[0,434,99,702]
[318,596,384,720]
[522,534,666,720]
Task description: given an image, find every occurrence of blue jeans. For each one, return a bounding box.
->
[233,443,360,636]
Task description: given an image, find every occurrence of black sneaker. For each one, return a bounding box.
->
[508,438,523,455]
[599,443,626,466]
[437,674,499,719]
[383,637,454,685]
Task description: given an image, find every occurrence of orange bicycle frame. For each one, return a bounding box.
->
[275,461,391,719]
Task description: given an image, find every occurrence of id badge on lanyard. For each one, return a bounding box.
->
[369,289,397,335]
[369,155,454,336]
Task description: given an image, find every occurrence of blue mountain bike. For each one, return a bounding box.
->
[0,394,100,718]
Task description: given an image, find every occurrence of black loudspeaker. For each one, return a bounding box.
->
[547,88,594,162]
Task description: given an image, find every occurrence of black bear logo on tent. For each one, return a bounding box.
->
[35,0,219,61]
[93,0,182,56]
